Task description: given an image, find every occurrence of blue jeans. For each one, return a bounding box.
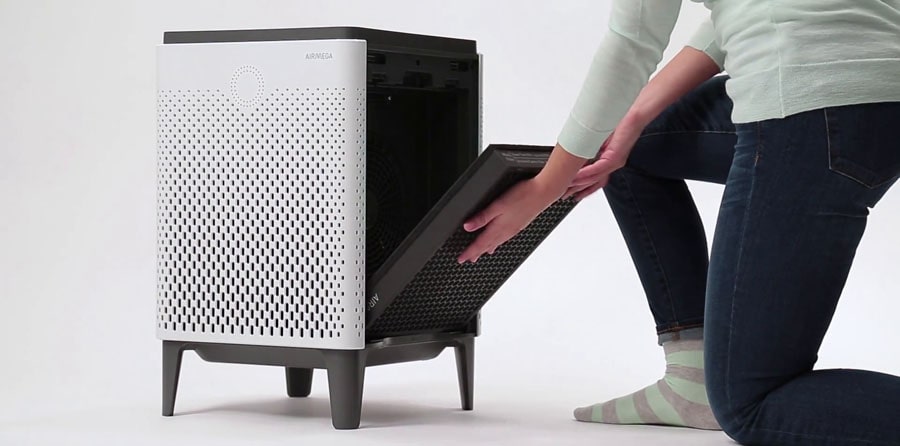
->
[603,76,900,445]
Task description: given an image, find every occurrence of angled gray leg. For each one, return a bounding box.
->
[323,350,366,430]
[285,368,314,398]
[454,337,475,411]
[162,341,186,417]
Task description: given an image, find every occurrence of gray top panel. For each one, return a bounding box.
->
[163,26,477,56]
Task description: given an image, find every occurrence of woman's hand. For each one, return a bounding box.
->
[563,115,645,201]
[563,47,722,202]
[457,176,562,264]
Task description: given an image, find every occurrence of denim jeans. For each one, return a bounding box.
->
[603,75,900,445]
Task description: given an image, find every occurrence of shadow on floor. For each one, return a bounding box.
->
[174,396,512,429]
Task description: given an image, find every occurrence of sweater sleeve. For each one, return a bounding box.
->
[557,0,683,159]
[686,17,725,70]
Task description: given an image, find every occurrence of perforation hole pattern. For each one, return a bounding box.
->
[366,177,578,340]
[157,86,366,342]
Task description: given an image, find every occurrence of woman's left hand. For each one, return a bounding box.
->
[563,115,644,201]
[457,177,561,264]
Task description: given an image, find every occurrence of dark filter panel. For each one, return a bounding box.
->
[365,145,579,340]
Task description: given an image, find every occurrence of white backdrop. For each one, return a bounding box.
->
[1,1,897,445]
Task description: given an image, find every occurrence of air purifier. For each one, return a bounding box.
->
[157,26,578,429]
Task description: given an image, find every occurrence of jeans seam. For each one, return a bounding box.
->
[723,122,763,415]
[619,171,679,323]
[825,108,835,172]
[657,322,704,335]
[639,130,736,138]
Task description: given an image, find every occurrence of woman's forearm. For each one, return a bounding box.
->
[623,46,722,129]
[538,46,723,197]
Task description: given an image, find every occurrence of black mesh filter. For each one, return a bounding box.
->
[365,134,407,276]
[365,145,580,340]
[366,193,576,339]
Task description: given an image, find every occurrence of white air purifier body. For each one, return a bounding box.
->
[156,28,490,429]
[156,39,368,350]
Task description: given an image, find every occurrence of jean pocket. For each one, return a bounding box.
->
[825,103,900,189]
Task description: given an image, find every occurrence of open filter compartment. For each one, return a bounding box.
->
[363,49,479,279]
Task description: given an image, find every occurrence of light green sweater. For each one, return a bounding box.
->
[558,0,900,159]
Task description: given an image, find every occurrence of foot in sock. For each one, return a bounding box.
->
[573,338,721,430]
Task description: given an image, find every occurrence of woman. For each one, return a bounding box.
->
[457,1,900,444]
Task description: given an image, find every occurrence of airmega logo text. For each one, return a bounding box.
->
[305,52,334,60]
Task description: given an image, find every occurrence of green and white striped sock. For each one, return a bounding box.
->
[573,338,721,430]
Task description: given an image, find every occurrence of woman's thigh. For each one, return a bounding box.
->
[626,75,737,184]
[704,102,900,443]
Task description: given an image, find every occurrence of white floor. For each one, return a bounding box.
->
[1,354,730,446]
[0,396,728,446]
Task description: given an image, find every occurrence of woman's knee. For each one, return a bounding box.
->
[705,360,768,444]
[708,392,755,443]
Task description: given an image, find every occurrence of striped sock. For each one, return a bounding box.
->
[573,338,721,430]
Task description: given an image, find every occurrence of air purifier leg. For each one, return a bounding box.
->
[454,337,475,411]
[323,350,366,429]
[285,367,314,397]
[162,341,186,416]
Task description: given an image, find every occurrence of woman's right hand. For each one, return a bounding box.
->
[562,47,722,202]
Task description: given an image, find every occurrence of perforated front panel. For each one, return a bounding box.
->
[156,40,367,349]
